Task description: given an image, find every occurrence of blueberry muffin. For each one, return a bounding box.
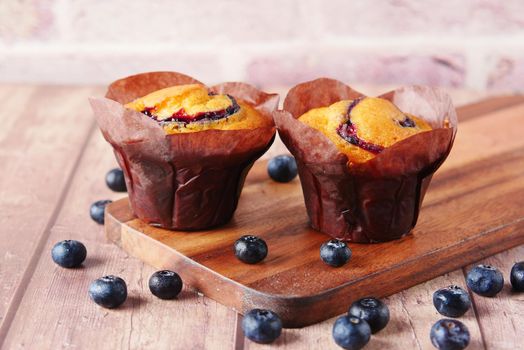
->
[91,72,277,230]
[275,78,457,243]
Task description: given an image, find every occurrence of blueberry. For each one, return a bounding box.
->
[433,285,471,318]
[105,168,127,192]
[399,116,416,127]
[430,319,470,350]
[242,309,282,344]
[466,264,504,297]
[332,315,371,350]
[320,239,352,267]
[88,275,127,309]
[234,235,268,264]
[149,270,183,299]
[510,261,524,292]
[90,199,112,224]
[51,240,87,268]
[267,155,298,183]
[348,297,389,333]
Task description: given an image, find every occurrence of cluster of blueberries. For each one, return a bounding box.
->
[51,156,524,349]
[52,239,183,307]
[427,262,524,350]
[229,235,524,349]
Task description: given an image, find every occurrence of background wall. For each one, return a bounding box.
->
[1,0,524,91]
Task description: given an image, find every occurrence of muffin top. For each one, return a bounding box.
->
[298,97,432,163]
[125,84,271,134]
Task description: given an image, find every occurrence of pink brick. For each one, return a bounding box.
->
[64,0,304,44]
[0,0,56,42]
[246,52,465,88]
[487,56,524,91]
[312,0,524,36]
[0,51,222,85]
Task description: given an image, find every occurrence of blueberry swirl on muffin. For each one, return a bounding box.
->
[125,84,272,134]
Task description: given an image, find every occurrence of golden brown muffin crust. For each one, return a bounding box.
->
[125,84,271,134]
[298,97,432,163]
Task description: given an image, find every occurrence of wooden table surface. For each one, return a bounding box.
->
[0,84,522,350]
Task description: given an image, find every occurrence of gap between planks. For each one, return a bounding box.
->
[0,121,97,347]
[461,267,488,350]
[234,313,246,350]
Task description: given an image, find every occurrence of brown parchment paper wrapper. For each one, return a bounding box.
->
[90,72,278,230]
[275,78,457,243]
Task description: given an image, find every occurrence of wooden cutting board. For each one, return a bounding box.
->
[105,97,524,328]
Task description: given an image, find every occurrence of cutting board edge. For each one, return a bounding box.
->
[105,198,524,328]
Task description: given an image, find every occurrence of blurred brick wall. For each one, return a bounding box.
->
[1,0,524,91]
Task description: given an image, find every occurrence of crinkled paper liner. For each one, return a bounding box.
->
[274,78,457,243]
[90,72,277,230]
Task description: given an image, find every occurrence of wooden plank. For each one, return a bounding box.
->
[439,103,524,170]
[0,86,98,342]
[455,95,524,122]
[464,245,524,350]
[243,271,486,350]
[250,245,523,350]
[1,130,238,349]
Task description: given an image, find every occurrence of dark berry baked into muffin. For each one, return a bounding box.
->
[125,84,272,133]
[275,78,456,243]
[91,72,277,230]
